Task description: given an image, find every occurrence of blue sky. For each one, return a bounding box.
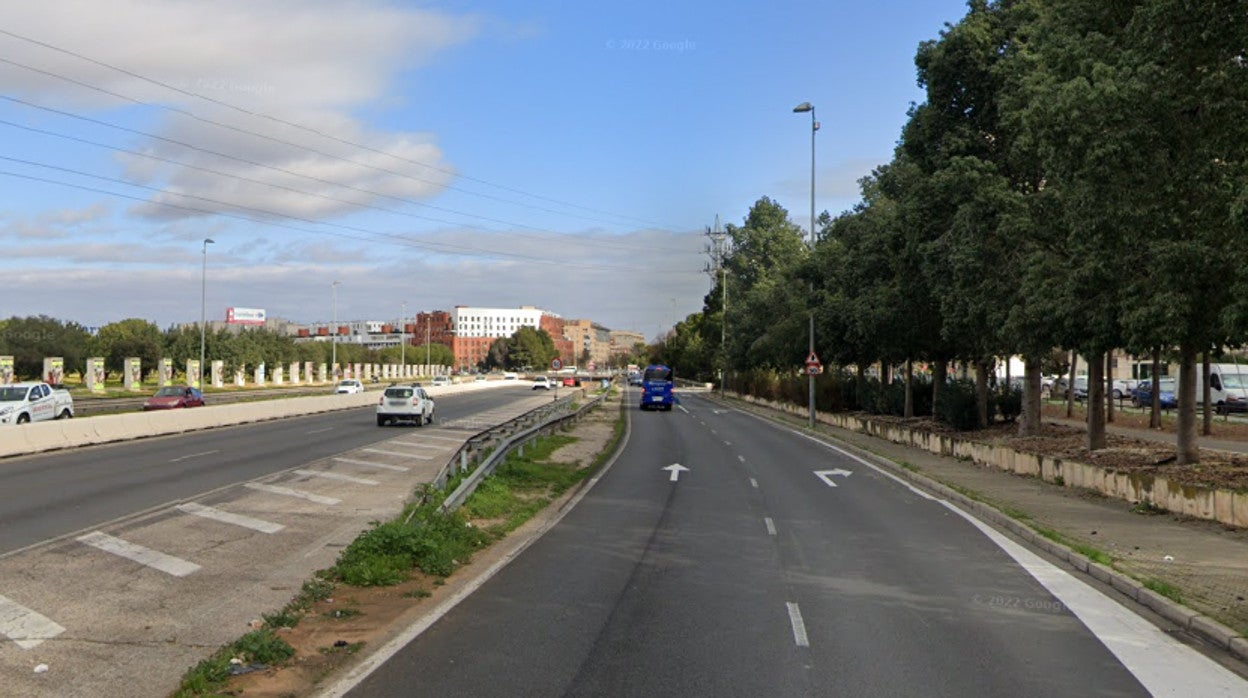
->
[0,0,971,341]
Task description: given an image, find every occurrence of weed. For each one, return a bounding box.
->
[1144,578,1183,603]
[319,641,365,656]
[1001,507,1032,521]
[1053,475,1065,486]
[172,629,295,696]
[262,608,301,630]
[403,588,432,599]
[898,461,920,473]
[1131,500,1166,516]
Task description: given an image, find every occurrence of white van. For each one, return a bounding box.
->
[1180,363,1248,414]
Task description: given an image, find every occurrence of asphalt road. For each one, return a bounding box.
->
[345,391,1248,697]
[0,385,539,556]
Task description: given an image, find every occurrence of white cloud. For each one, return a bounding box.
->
[0,1,476,222]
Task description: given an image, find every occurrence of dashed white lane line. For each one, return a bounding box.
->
[293,469,379,486]
[362,448,433,461]
[764,517,777,536]
[334,457,409,472]
[177,502,284,534]
[0,595,65,649]
[305,427,334,434]
[245,483,340,505]
[750,478,759,489]
[738,455,746,462]
[77,531,200,577]
[169,450,219,463]
[786,602,810,647]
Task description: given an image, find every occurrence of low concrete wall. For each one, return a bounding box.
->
[736,393,1248,529]
[1,380,513,459]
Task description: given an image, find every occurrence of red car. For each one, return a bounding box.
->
[143,386,206,410]
[562,376,581,387]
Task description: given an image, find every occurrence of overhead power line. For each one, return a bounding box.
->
[0,28,669,230]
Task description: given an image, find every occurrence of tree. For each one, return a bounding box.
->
[507,327,558,371]
[0,315,90,379]
[89,319,163,375]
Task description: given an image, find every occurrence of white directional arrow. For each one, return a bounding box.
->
[663,463,690,482]
[814,469,853,487]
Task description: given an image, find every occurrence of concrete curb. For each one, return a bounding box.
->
[719,394,1248,664]
[0,380,513,460]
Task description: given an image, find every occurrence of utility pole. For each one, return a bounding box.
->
[705,215,727,395]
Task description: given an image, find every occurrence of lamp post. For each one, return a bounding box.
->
[199,238,214,390]
[331,281,341,378]
[793,101,819,429]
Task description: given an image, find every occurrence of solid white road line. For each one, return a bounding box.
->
[245,483,340,505]
[176,502,284,534]
[764,517,777,536]
[334,457,409,472]
[169,450,219,463]
[293,469,379,486]
[362,448,433,460]
[786,602,810,647]
[388,440,449,451]
[0,594,65,649]
[76,531,200,577]
[414,435,464,443]
[784,423,1248,695]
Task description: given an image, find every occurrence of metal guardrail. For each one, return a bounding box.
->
[437,388,610,513]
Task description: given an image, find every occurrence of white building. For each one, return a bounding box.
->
[449,305,547,338]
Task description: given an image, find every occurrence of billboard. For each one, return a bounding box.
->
[226,307,266,325]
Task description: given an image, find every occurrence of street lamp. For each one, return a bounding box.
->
[199,238,214,390]
[793,101,819,429]
[331,281,341,378]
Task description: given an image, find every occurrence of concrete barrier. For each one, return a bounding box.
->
[0,380,514,459]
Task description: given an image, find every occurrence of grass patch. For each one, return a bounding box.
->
[1000,506,1032,521]
[459,433,592,536]
[323,607,362,620]
[173,629,295,697]
[330,509,491,586]
[898,460,920,473]
[403,588,432,599]
[319,641,365,656]
[1034,525,1114,566]
[1144,578,1184,603]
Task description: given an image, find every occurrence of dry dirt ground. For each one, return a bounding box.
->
[868,403,1248,492]
[217,394,621,697]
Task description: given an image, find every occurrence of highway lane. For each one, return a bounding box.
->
[345,391,1247,697]
[0,385,541,555]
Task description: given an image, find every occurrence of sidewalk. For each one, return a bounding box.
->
[722,395,1248,662]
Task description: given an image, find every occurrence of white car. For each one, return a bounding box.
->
[0,382,74,425]
[430,376,451,387]
[503,372,518,380]
[376,384,435,426]
[335,379,364,394]
[532,376,551,390]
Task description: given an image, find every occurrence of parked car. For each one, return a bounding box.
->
[0,382,75,424]
[503,372,519,380]
[1132,378,1177,409]
[376,384,435,426]
[561,376,580,387]
[143,385,205,411]
[628,373,644,387]
[335,379,364,394]
[532,376,552,390]
[431,375,451,387]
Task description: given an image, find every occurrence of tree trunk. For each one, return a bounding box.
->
[1176,343,1199,465]
[1087,351,1106,450]
[1202,351,1211,436]
[1105,351,1114,424]
[856,363,867,411]
[1066,350,1078,418]
[1020,355,1043,436]
[904,359,914,418]
[1150,348,1162,429]
[975,358,990,428]
[932,360,947,416]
